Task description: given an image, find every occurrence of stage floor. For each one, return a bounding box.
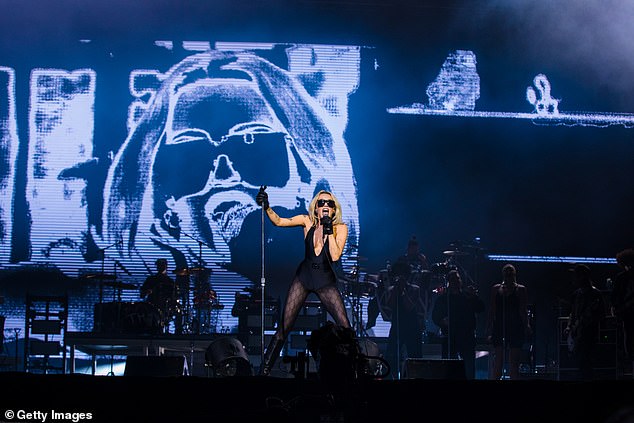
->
[1,371,633,423]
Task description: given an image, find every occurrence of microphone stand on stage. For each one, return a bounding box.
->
[260,203,266,367]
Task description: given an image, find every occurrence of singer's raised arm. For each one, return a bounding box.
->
[264,207,309,228]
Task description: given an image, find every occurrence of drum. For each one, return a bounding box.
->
[93,302,124,333]
[194,289,217,306]
[121,302,162,334]
[147,281,179,307]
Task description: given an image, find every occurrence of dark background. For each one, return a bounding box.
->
[1,0,633,365]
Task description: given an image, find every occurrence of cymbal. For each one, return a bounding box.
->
[173,267,209,276]
[84,273,117,280]
[443,250,469,256]
[104,281,137,290]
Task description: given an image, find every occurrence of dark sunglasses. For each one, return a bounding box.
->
[317,199,336,208]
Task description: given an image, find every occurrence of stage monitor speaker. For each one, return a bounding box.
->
[124,355,187,377]
[403,359,466,380]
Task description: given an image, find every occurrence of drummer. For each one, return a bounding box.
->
[140,258,180,332]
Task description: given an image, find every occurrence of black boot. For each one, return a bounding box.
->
[260,335,285,376]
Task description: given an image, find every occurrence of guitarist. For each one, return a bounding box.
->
[564,264,605,380]
[611,248,634,378]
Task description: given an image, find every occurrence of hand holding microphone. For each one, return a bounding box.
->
[256,185,269,210]
[321,210,333,235]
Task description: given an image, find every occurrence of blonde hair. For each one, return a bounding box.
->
[308,190,343,227]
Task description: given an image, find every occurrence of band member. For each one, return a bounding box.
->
[256,187,352,376]
[381,260,427,379]
[564,264,606,380]
[432,269,485,379]
[140,258,180,333]
[367,237,430,330]
[395,236,430,274]
[486,263,531,380]
[611,248,634,378]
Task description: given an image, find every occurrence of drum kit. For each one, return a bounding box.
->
[88,265,224,335]
[86,272,156,334]
[171,266,224,335]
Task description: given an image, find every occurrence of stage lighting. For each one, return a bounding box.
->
[205,336,252,377]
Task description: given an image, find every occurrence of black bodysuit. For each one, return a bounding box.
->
[295,225,336,291]
[274,224,350,339]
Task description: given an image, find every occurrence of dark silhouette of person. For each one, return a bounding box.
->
[367,236,430,330]
[611,248,634,379]
[396,236,430,273]
[486,263,531,380]
[140,258,180,333]
[564,263,606,380]
[381,260,427,379]
[432,269,485,379]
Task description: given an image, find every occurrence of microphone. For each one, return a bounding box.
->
[321,209,333,235]
[320,209,330,225]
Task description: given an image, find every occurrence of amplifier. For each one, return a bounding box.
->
[245,314,276,329]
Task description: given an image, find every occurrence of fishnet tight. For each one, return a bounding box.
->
[274,277,351,340]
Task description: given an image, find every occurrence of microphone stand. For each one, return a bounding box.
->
[502,287,507,379]
[396,284,401,380]
[107,255,117,376]
[444,273,452,361]
[260,206,266,366]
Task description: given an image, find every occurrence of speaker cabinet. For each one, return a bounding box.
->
[124,355,187,377]
[403,359,466,380]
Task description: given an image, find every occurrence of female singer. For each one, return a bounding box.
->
[255,186,352,375]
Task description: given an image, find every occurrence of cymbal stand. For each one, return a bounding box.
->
[180,229,212,335]
[352,269,369,339]
[179,230,213,373]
